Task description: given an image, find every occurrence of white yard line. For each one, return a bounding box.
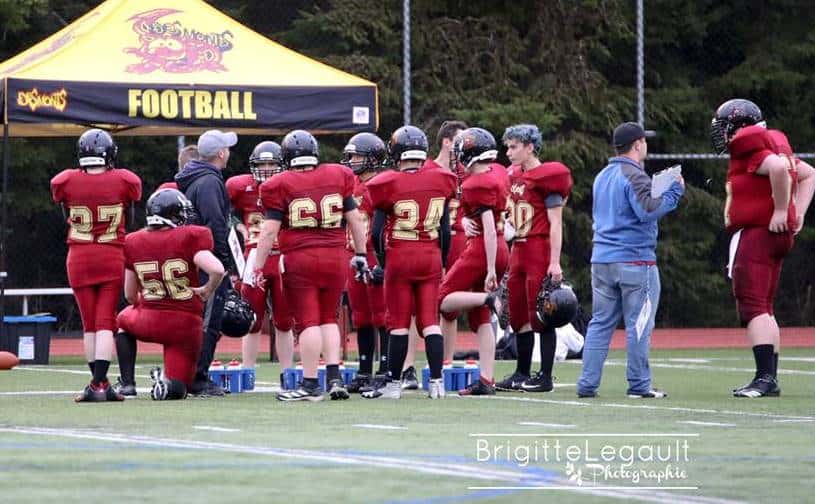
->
[14,367,150,379]
[352,424,407,431]
[677,421,736,428]
[193,425,241,433]
[0,425,742,504]
[517,422,576,428]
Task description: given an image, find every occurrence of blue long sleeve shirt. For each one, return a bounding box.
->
[591,156,684,263]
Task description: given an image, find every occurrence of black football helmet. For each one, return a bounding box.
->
[342,132,387,175]
[454,127,498,168]
[146,188,193,228]
[249,141,283,183]
[77,128,117,168]
[221,290,255,337]
[387,125,428,164]
[281,130,319,168]
[536,277,579,329]
[710,99,764,154]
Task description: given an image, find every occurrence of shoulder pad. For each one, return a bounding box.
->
[729,126,775,159]
[767,129,793,156]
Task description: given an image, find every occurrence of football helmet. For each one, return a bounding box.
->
[536,276,579,329]
[249,141,283,183]
[342,132,387,174]
[221,290,255,337]
[281,130,319,168]
[387,125,428,164]
[146,188,193,228]
[77,128,117,168]
[454,127,498,168]
[710,99,764,154]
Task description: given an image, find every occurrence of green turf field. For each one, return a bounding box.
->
[1,348,813,503]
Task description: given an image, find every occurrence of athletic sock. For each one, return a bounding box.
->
[92,360,111,385]
[387,333,408,381]
[357,326,375,375]
[326,364,340,382]
[424,334,444,379]
[377,327,389,375]
[87,361,95,375]
[515,331,534,376]
[539,327,556,377]
[115,332,137,385]
[303,377,319,389]
[773,352,779,379]
[752,344,774,378]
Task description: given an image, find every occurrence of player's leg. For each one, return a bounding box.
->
[267,261,295,389]
[416,263,445,399]
[497,251,532,390]
[240,280,269,368]
[347,262,375,391]
[619,263,664,398]
[316,250,350,400]
[367,282,389,379]
[80,279,124,402]
[152,312,202,400]
[522,257,557,393]
[192,273,230,397]
[114,306,138,397]
[71,285,98,377]
[442,233,467,361]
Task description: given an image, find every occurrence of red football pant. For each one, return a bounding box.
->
[507,237,550,332]
[241,253,294,333]
[347,250,386,328]
[72,279,122,333]
[385,243,443,332]
[441,232,468,322]
[282,248,347,332]
[732,227,794,324]
[438,238,509,331]
[117,306,202,388]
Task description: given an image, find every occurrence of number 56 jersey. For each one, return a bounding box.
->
[124,225,214,314]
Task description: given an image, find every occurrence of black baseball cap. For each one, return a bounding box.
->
[612,122,656,147]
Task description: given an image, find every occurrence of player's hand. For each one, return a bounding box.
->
[252,267,267,290]
[192,285,215,302]
[229,273,240,287]
[676,175,685,189]
[547,262,563,284]
[462,217,482,237]
[350,253,371,283]
[769,209,789,233]
[371,265,385,285]
[484,270,498,292]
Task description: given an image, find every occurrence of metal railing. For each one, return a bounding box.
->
[3,288,72,316]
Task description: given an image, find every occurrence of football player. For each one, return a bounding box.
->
[254,130,369,402]
[115,189,224,400]
[496,124,573,393]
[50,129,142,402]
[400,120,468,389]
[226,141,295,380]
[438,128,510,395]
[711,99,815,397]
[340,133,389,392]
[364,125,458,399]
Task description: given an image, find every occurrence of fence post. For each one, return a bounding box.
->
[402,0,411,126]
[636,0,644,127]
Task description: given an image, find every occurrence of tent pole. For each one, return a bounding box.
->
[1,119,8,330]
[177,135,185,153]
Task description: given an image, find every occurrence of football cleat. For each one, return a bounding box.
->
[627,389,668,399]
[328,379,350,400]
[495,371,529,392]
[190,378,225,397]
[75,381,124,403]
[521,372,554,393]
[458,378,496,396]
[733,375,779,398]
[277,382,324,402]
[150,367,169,401]
[360,373,388,394]
[113,376,137,397]
[347,373,372,393]
[428,378,446,399]
[401,366,419,390]
[362,380,401,400]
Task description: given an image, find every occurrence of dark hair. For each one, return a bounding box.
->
[614,142,634,155]
[435,120,468,149]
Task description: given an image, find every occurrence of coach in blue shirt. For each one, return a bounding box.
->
[577,122,684,399]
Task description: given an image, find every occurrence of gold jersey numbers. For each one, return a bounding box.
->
[68,204,124,243]
[134,259,193,301]
[289,194,344,229]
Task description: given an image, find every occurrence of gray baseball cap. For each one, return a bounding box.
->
[198,130,238,157]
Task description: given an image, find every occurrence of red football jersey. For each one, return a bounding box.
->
[259,163,356,253]
[226,173,266,250]
[51,168,142,247]
[157,181,178,191]
[507,162,573,241]
[368,168,457,248]
[124,225,214,314]
[726,126,798,232]
[461,163,510,229]
[346,175,377,252]
[422,159,465,236]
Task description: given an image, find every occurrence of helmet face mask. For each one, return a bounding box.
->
[454,127,498,170]
[250,161,282,184]
[249,141,283,182]
[146,188,193,228]
[77,128,117,169]
[342,132,387,175]
[710,99,764,154]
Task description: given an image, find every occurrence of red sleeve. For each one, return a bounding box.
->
[157,181,178,191]
[120,169,143,203]
[225,176,242,205]
[441,171,458,199]
[191,225,215,253]
[767,129,794,156]
[259,177,286,213]
[530,162,573,198]
[730,126,776,174]
[124,235,135,270]
[341,165,356,199]
[50,170,72,203]
[367,172,394,212]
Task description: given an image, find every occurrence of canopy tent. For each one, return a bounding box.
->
[0,0,379,136]
[0,0,379,327]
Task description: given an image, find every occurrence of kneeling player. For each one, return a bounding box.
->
[116,189,225,400]
[438,128,509,395]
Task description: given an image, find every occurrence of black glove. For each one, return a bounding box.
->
[350,253,371,283]
[371,265,384,285]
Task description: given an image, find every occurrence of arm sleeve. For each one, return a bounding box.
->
[343,195,358,212]
[372,209,387,268]
[622,164,684,223]
[439,200,451,267]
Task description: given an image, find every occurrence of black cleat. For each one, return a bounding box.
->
[495,371,529,392]
[733,375,779,398]
[521,372,554,393]
[113,377,137,397]
[360,373,388,394]
[347,373,372,393]
[277,382,323,402]
[328,379,350,400]
[190,378,225,397]
[401,366,419,390]
[458,378,496,396]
